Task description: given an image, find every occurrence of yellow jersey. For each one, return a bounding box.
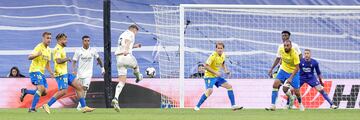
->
[53,44,68,77]
[204,52,225,78]
[278,46,300,73]
[29,43,51,74]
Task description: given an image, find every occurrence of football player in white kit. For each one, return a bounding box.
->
[112,25,143,112]
[72,35,104,110]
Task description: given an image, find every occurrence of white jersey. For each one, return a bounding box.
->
[115,30,135,55]
[73,47,100,78]
[276,42,301,57]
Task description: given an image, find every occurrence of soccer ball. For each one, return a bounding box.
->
[145,67,156,78]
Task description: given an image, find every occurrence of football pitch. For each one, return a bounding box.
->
[0,108,359,120]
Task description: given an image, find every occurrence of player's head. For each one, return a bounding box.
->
[128,24,139,35]
[304,49,311,60]
[56,33,68,47]
[42,32,51,46]
[281,31,291,41]
[197,64,205,73]
[283,40,292,53]
[82,35,90,49]
[215,41,225,55]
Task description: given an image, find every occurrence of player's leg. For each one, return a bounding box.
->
[194,78,215,111]
[285,80,305,110]
[28,85,45,112]
[112,59,128,112]
[28,72,47,112]
[290,73,304,111]
[69,74,95,113]
[220,80,243,111]
[266,70,286,111]
[308,78,338,109]
[76,78,90,110]
[20,72,37,102]
[20,87,37,102]
[112,75,126,112]
[42,75,68,114]
[130,55,143,83]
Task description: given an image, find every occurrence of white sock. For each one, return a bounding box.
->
[285,89,292,97]
[114,82,125,100]
[133,66,141,79]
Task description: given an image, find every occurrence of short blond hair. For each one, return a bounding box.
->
[42,32,51,37]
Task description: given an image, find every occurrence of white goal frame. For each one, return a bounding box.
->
[178,4,360,108]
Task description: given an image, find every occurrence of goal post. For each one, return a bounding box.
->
[153,4,360,109]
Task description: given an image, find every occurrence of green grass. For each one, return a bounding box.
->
[0,108,359,120]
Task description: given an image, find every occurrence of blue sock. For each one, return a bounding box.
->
[227,90,235,106]
[47,97,57,106]
[25,89,36,95]
[297,96,302,104]
[79,97,86,107]
[196,94,208,107]
[30,91,41,109]
[286,98,290,105]
[271,89,278,105]
[320,90,333,105]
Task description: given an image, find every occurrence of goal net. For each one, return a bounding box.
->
[152,5,360,108]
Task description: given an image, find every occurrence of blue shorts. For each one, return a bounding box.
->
[55,74,76,90]
[204,77,227,89]
[29,72,48,88]
[300,77,320,87]
[276,69,300,89]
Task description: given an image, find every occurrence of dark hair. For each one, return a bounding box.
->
[42,32,51,37]
[304,49,311,52]
[82,35,90,40]
[56,33,67,41]
[215,41,225,48]
[198,64,204,67]
[9,66,20,77]
[128,24,139,31]
[281,31,291,36]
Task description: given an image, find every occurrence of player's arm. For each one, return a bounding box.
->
[28,47,42,60]
[55,58,71,64]
[72,51,79,75]
[54,50,71,64]
[45,61,54,78]
[204,64,221,77]
[268,45,281,77]
[72,60,77,75]
[295,44,302,58]
[286,64,299,84]
[268,57,281,77]
[93,49,105,75]
[315,61,324,86]
[96,57,105,75]
[133,43,141,48]
[119,39,131,56]
[222,62,230,74]
[286,52,300,84]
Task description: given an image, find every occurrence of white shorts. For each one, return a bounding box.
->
[76,77,92,88]
[116,54,138,76]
